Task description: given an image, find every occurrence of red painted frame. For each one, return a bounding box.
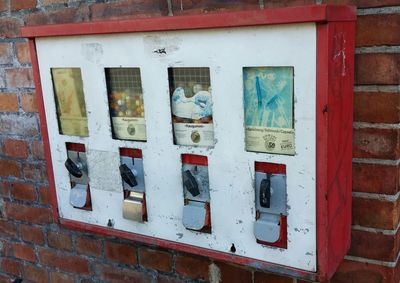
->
[23,5,356,281]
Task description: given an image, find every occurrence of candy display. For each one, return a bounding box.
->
[106,68,147,141]
[168,67,214,147]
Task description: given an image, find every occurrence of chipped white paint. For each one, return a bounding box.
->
[36,23,317,271]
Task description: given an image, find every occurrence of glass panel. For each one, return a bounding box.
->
[168,67,214,147]
[51,68,88,137]
[243,67,294,155]
[105,68,146,141]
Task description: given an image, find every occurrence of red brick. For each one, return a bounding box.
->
[0,220,17,238]
[11,0,36,10]
[353,197,400,230]
[38,186,51,205]
[0,17,21,38]
[48,231,72,251]
[175,254,209,280]
[353,163,399,195]
[0,42,13,64]
[322,0,400,7]
[25,6,90,26]
[215,262,252,283]
[0,113,39,136]
[96,264,152,283]
[11,182,36,201]
[13,243,37,262]
[171,0,260,15]
[5,68,34,88]
[22,162,47,182]
[353,128,399,160]
[349,229,400,262]
[15,42,31,64]
[24,264,49,283]
[0,159,21,178]
[3,139,29,159]
[91,0,168,20]
[21,93,38,112]
[357,14,400,47]
[255,272,293,283]
[1,258,22,276]
[355,53,400,85]
[50,271,74,283]
[354,92,400,124]
[76,236,102,257]
[5,202,53,224]
[20,223,45,245]
[139,247,172,272]
[0,93,18,112]
[32,140,45,160]
[105,241,136,265]
[331,259,395,283]
[39,248,90,274]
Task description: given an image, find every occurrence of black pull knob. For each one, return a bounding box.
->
[260,175,271,208]
[65,158,83,178]
[183,170,200,197]
[119,164,137,187]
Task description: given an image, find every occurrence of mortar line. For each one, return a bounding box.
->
[352,221,400,236]
[352,158,400,166]
[353,122,400,129]
[357,6,400,15]
[352,191,400,202]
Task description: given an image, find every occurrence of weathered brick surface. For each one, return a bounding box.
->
[20,223,45,245]
[50,271,75,283]
[139,247,172,272]
[48,230,72,251]
[0,93,18,112]
[353,163,399,195]
[5,67,34,88]
[24,264,49,283]
[12,242,37,262]
[175,254,209,280]
[11,182,36,201]
[26,6,90,26]
[91,0,168,20]
[0,42,13,64]
[0,17,21,38]
[353,197,400,230]
[21,93,38,112]
[3,139,29,159]
[1,258,23,277]
[323,0,400,7]
[255,272,294,283]
[353,128,399,160]
[5,202,53,224]
[355,53,400,85]
[214,262,253,283]
[357,14,400,47]
[10,0,37,11]
[105,241,136,265]
[76,236,102,257]
[96,264,152,283]
[0,159,22,178]
[15,42,31,64]
[171,0,260,14]
[0,114,39,136]
[349,229,400,262]
[354,92,400,123]
[39,248,90,274]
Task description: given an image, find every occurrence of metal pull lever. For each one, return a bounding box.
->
[183,170,200,197]
[260,175,271,208]
[120,164,138,187]
[65,158,83,178]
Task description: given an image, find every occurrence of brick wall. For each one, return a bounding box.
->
[0,0,399,282]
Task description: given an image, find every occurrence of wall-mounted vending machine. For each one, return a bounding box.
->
[22,5,356,281]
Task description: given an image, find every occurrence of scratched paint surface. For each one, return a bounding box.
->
[36,23,317,271]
